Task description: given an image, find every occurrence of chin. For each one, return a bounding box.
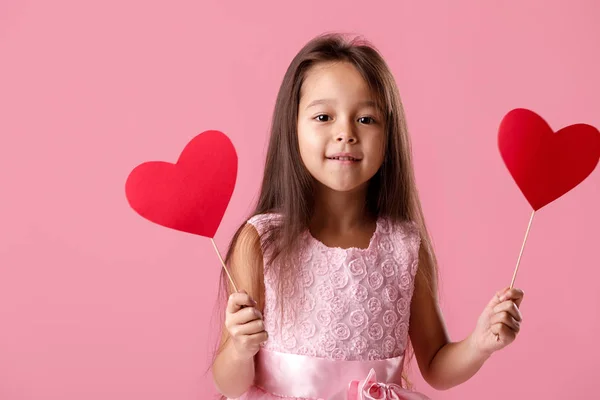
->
[318,179,369,193]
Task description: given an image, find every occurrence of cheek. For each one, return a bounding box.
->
[297,129,309,157]
[377,138,386,161]
[366,134,386,163]
[298,127,324,160]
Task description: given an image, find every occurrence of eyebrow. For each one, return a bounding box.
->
[305,99,379,110]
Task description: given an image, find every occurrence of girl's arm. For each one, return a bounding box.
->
[408,243,524,390]
[212,223,266,398]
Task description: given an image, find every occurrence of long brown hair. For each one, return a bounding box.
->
[211,32,438,391]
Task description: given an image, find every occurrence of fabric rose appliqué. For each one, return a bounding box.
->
[347,255,367,278]
[297,345,316,357]
[367,323,384,341]
[318,333,336,353]
[330,270,349,289]
[367,297,382,315]
[382,285,399,303]
[299,320,316,339]
[368,349,383,360]
[332,322,351,340]
[382,310,398,328]
[314,259,329,276]
[316,309,333,327]
[399,270,411,290]
[396,297,409,316]
[331,348,347,361]
[382,336,396,357]
[328,249,347,271]
[368,271,384,290]
[298,269,314,288]
[350,335,368,355]
[316,281,335,301]
[330,296,349,316]
[380,258,396,278]
[377,236,394,253]
[350,284,369,303]
[394,321,409,345]
[350,310,368,327]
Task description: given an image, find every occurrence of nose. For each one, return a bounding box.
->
[335,129,357,144]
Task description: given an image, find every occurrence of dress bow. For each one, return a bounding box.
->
[348,369,405,399]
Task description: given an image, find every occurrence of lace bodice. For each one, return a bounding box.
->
[247,213,421,362]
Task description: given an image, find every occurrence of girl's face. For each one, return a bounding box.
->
[297,61,385,194]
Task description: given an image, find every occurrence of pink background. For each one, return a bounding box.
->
[1,0,599,399]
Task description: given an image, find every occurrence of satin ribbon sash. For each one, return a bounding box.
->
[255,348,424,399]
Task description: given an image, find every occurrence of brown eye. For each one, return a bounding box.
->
[316,115,330,122]
[359,117,375,124]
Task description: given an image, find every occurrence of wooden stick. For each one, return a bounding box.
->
[510,210,535,289]
[210,237,239,293]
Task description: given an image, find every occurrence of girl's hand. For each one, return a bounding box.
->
[470,287,524,358]
[225,290,268,360]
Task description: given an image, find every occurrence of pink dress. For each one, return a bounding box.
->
[231,213,431,400]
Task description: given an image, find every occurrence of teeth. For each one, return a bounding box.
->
[330,156,357,161]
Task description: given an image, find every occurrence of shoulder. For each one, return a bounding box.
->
[244,212,286,264]
[230,221,263,270]
[247,212,284,233]
[378,217,422,273]
[227,221,264,296]
[380,216,421,241]
[222,221,270,312]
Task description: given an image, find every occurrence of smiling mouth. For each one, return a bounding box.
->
[326,156,361,161]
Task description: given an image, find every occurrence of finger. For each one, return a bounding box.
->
[490,311,521,332]
[514,290,524,308]
[499,288,524,304]
[498,287,523,301]
[226,292,257,314]
[236,289,253,310]
[228,306,263,326]
[491,324,516,341]
[486,287,511,309]
[238,330,269,347]
[496,287,511,298]
[234,318,267,337]
[250,330,269,344]
[493,300,523,322]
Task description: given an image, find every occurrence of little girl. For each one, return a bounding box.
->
[211,33,524,399]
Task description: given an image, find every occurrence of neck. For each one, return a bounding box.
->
[311,183,374,231]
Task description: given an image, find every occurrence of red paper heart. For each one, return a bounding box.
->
[125,130,237,237]
[498,108,600,210]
